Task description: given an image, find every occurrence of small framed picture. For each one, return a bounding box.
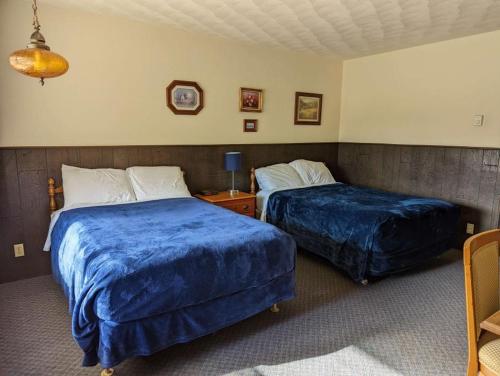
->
[243,119,258,132]
[240,88,263,112]
[166,80,204,115]
[294,92,322,125]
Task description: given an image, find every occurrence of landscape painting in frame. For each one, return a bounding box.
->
[166,80,204,115]
[240,87,263,112]
[294,92,322,125]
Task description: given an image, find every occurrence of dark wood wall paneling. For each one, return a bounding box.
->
[0,143,338,283]
[336,143,500,243]
[2,142,500,284]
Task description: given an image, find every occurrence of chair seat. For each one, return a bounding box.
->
[479,335,500,374]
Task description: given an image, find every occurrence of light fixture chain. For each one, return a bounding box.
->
[32,0,40,31]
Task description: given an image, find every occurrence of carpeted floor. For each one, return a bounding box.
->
[0,250,467,376]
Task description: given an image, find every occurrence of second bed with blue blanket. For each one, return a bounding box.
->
[265,183,459,283]
[50,198,296,368]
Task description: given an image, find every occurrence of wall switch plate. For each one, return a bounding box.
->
[14,243,25,257]
[466,223,475,235]
[472,114,484,127]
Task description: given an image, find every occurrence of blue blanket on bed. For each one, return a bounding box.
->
[266,184,459,282]
[51,198,296,367]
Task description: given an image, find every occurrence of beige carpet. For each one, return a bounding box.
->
[0,250,466,376]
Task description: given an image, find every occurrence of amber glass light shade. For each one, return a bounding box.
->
[9,48,69,79]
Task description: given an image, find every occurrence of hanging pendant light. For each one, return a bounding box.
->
[9,0,69,86]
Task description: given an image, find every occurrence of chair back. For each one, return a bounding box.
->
[464,229,500,375]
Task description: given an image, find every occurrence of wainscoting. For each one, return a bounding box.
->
[0,143,338,283]
[337,143,500,243]
[2,142,499,283]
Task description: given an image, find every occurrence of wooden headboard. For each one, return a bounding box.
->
[48,178,64,214]
[250,168,256,195]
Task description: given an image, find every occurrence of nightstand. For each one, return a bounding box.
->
[195,191,256,218]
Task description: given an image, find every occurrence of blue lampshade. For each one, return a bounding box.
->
[224,152,241,172]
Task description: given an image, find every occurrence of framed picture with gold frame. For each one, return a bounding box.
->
[294,92,322,125]
[240,87,263,112]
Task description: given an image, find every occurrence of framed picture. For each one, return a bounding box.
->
[243,119,258,132]
[240,87,263,112]
[294,92,322,125]
[166,80,204,115]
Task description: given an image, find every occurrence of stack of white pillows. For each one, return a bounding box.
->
[61,164,191,209]
[255,159,335,192]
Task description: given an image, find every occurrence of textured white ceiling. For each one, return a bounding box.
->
[41,0,500,58]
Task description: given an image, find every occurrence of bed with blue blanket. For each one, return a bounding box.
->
[49,198,296,369]
[265,183,459,283]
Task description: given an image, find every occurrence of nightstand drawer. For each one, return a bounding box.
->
[195,191,256,218]
[219,199,255,217]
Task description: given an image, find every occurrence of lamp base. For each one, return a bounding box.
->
[228,189,239,197]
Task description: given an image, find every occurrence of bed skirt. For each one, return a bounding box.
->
[72,270,295,368]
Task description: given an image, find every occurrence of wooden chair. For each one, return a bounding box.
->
[464,229,500,376]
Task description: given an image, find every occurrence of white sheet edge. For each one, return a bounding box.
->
[43,197,195,251]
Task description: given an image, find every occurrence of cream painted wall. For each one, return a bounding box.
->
[340,30,500,148]
[0,0,342,147]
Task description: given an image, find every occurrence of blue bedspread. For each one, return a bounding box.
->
[50,198,296,367]
[266,184,459,282]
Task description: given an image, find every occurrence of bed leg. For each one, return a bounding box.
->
[270,303,280,313]
[361,279,369,286]
[100,368,114,376]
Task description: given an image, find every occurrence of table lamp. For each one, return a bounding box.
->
[224,151,241,196]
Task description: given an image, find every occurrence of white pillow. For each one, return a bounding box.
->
[289,159,336,185]
[62,164,136,208]
[126,166,191,201]
[255,163,305,191]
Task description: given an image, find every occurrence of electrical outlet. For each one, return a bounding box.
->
[13,243,24,257]
[466,223,475,235]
